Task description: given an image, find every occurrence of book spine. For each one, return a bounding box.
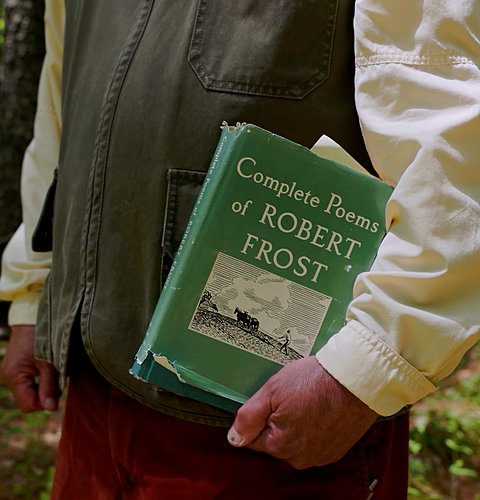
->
[135,124,239,364]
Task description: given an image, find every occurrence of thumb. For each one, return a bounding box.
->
[36,360,60,411]
[228,387,272,447]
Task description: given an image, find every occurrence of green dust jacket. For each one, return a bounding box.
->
[130,123,393,412]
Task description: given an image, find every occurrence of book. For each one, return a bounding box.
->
[131,122,393,413]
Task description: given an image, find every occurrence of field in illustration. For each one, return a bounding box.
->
[188,252,332,365]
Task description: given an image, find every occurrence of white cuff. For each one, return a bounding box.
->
[7,292,42,326]
[316,319,437,416]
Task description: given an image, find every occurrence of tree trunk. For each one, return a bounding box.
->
[0,0,45,251]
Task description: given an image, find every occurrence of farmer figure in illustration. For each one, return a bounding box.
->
[279,328,292,354]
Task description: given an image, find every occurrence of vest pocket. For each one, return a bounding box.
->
[188,0,338,100]
[161,168,206,287]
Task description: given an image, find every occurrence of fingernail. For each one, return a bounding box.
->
[227,427,244,446]
[44,398,57,411]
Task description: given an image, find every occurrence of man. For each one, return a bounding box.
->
[279,328,292,355]
[1,0,479,498]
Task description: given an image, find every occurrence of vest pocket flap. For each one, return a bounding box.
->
[161,168,206,285]
[32,168,58,253]
[188,0,338,99]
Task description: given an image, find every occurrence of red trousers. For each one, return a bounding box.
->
[52,352,409,499]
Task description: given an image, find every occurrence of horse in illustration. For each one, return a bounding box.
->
[234,307,251,328]
[234,307,261,334]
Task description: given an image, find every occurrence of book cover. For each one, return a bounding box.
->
[131,123,393,413]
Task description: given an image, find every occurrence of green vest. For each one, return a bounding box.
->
[35,0,373,426]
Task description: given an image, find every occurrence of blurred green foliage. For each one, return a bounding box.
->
[0,381,58,500]
[0,4,4,49]
[408,344,480,500]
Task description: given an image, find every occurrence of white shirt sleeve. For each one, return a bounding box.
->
[0,0,64,325]
[317,0,480,416]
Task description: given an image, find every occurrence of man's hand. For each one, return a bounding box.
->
[227,356,377,469]
[1,325,60,412]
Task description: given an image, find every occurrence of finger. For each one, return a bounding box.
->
[228,386,272,447]
[37,361,60,411]
[12,372,43,413]
[240,425,279,455]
